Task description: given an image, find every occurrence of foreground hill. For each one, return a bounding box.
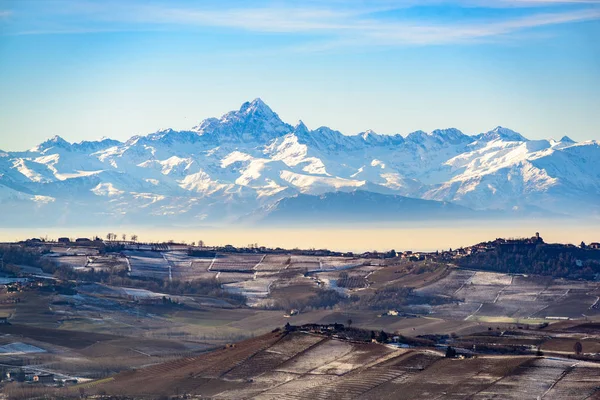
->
[70,329,600,399]
[1,98,599,225]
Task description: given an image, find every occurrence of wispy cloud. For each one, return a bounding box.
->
[498,0,600,4]
[4,0,600,47]
[358,8,600,45]
[0,10,12,18]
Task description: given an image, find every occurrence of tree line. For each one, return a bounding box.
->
[458,244,600,280]
[0,245,246,305]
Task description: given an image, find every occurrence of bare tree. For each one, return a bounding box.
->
[106,233,116,241]
[131,234,138,243]
[198,240,204,248]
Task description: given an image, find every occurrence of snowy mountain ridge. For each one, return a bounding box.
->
[1,98,598,226]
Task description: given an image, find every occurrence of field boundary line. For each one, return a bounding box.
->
[208,253,218,271]
[272,335,330,374]
[493,281,512,304]
[73,376,114,389]
[465,303,484,321]
[541,364,575,398]
[124,256,131,273]
[217,332,288,379]
[362,348,410,370]
[253,254,267,280]
[161,252,173,282]
[462,357,532,399]
[252,334,351,399]
[453,271,476,296]
[130,347,152,357]
[253,255,267,271]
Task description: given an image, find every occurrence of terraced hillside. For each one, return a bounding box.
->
[83,330,600,399]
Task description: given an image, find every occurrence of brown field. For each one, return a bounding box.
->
[368,263,451,289]
[5,245,600,398]
[43,330,600,399]
[0,324,120,349]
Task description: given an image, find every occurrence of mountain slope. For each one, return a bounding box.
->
[253,190,475,225]
[1,98,598,226]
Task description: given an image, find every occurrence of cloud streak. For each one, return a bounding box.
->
[4,0,600,47]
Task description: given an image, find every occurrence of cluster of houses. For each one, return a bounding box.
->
[4,279,47,293]
[387,233,555,262]
[24,237,100,246]
[4,370,78,386]
[284,323,435,348]
[57,237,97,244]
[447,233,546,258]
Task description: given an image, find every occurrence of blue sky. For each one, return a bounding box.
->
[0,0,599,150]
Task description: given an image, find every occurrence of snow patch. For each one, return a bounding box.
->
[91,183,124,197]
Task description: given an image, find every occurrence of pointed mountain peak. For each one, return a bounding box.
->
[430,128,467,140]
[192,98,292,142]
[405,130,428,141]
[431,128,462,135]
[48,135,69,144]
[250,97,266,106]
[32,135,71,152]
[360,129,377,140]
[477,126,527,142]
[560,135,575,143]
[405,128,469,145]
[294,120,309,133]
[239,97,274,116]
[72,137,122,152]
[425,128,471,145]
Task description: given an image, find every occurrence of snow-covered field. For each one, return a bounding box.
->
[52,255,89,269]
[127,254,170,279]
[416,268,600,321]
[468,271,513,286]
[0,342,46,355]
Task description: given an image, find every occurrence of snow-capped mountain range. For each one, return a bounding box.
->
[1,98,599,226]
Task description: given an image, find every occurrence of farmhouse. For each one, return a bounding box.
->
[33,373,54,384]
[590,242,600,250]
[58,237,70,244]
[453,248,466,257]
[25,238,43,246]
[6,370,33,382]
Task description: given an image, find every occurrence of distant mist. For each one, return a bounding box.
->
[1,219,597,253]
